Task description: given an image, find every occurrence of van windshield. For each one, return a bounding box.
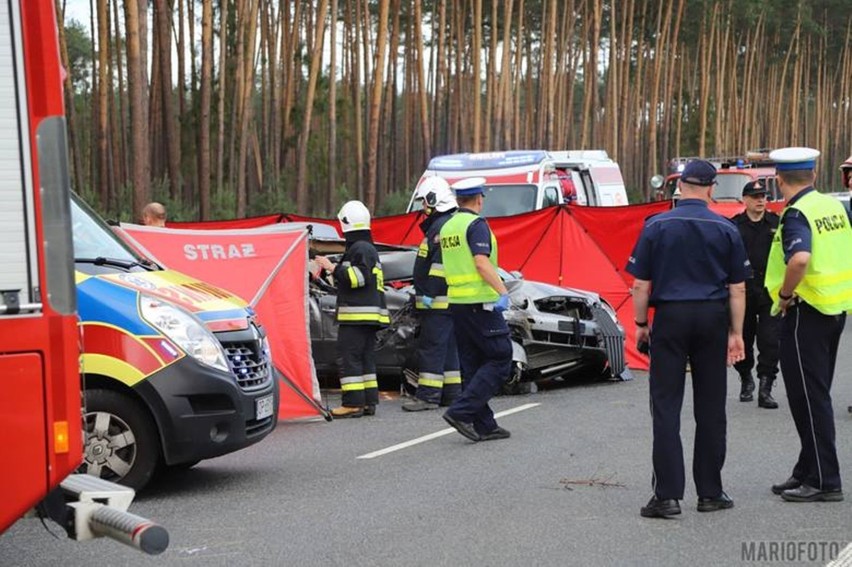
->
[71,193,145,264]
[481,184,538,217]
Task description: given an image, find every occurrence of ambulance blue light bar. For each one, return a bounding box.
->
[428,150,550,171]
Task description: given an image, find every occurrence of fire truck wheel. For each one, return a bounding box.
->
[81,389,161,490]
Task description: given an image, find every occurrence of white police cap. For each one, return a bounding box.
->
[451,176,487,197]
[769,147,820,171]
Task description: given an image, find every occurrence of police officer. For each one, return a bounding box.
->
[627,159,749,518]
[315,200,389,418]
[439,177,512,442]
[730,181,780,408]
[765,147,852,502]
[841,155,852,191]
[841,155,852,220]
[402,177,462,411]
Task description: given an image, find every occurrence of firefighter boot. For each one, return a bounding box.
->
[331,406,364,419]
[758,376,779,409]
[739,373,755,402]
[402,399,439,412]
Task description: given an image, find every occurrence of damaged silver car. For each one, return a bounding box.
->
[309,242,628,390]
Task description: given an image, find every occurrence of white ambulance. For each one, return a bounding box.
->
[548,150,629,206]
[408,150,628,217]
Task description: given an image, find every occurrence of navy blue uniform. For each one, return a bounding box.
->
[730,211,780,381]
[446,211,512,436]
[778,188,846,492]
[412,210,461,405]
[627,199,749,500]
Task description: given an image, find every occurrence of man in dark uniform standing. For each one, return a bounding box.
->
[731,181,780,409]
[403,177,462,411]
[627,160,749,518]
[315,200,390,418]
[765,147,852,502]
[439,177,512,442]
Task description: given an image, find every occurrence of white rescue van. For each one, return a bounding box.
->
[548,150,629,206]
[408,150,629,218]
[408,150,564,217]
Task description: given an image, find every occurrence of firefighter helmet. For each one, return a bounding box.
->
[415,177,457,213]
[337,200,371,233]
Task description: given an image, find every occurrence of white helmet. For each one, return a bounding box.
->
[415,177,457,213]
[337,200,371,233]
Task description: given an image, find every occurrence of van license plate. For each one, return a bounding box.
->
[255,395,274,420]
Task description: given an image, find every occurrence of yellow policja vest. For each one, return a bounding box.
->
[439,211,500,304]
[765,190,852,315]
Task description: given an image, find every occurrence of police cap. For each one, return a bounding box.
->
[741,180,767,197]
[769,147,820,171]
[680,160,717,186]
[451,177,487,197]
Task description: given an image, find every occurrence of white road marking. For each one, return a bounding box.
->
[357,402,541,459]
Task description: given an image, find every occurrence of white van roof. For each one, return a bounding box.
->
[426,150,551,172]
[548,150,615,165]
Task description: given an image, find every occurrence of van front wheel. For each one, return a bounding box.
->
[80,389,161,490]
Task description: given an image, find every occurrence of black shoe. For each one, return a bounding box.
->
[739,373,755,402]
[640,496,681,518]
[363,405,376,416]
[771,476,801,495]
[480,426,511,441]
[402,399,439,412]
[781,484,844,502]
[757,376,778,409]
[442,413,481,442]
[697,491,734,512]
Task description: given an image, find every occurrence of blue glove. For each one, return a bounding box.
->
[494,294,510,313]
[421,295,434,309]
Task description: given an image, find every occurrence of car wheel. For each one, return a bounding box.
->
[80,389,161,490]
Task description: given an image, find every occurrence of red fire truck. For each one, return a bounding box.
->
[0,0,165,553]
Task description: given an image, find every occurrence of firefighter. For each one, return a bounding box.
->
[439,177,512,442]
[766,147,852,502]
[402,177,462,412]
[314,201,389,418]
[730,181,780,408]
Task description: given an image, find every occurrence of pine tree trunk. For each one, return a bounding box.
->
[125,0,151,218]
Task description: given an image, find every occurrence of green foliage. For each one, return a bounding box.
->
[64,19,91,92]
[377,189,414,217]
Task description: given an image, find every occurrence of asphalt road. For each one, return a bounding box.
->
[3,328,852,566]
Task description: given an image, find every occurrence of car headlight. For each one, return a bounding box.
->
[139,294,230,373]
[600,299,619,324]
[261,335,273,365]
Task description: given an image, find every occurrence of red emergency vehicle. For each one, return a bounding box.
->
[651,151,782,203]
[1,0,165,553]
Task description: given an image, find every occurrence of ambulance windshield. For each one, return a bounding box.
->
[480,184,538,217]
[71,193,144,264]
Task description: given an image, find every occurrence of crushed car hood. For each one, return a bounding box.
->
[507,278,601,304]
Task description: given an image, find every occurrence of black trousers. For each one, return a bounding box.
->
[733,293,780,379]
[649,301,728,500]
[415,310,461,405]
[447,304,512,435]
[779,302,846,491]
[338,325,379,408]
